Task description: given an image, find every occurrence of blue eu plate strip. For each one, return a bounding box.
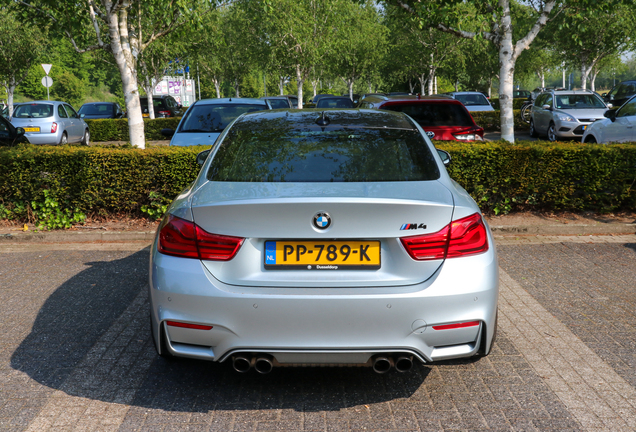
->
[265,242,276,265]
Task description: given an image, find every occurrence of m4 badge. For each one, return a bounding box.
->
[400,223,427,230]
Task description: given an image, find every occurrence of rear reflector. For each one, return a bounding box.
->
[158,214,244,261]
[400,212,488,260]
[432,321,480,330]
[166,320,213,330]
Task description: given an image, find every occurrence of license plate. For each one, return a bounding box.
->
[264,240,380,270]
[24,127,40,132]
[582,125,587,130]
[142,113,149,118]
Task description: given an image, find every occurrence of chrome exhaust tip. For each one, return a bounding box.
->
[395,356,413,373]
[254,356,274,374]
[372,356,393,374]
[232,356,253,373]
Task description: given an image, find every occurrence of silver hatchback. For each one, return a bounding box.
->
[10,101,90,145]
[149,109,499,374]
[530,90,608,141]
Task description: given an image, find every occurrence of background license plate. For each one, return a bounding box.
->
[24,127,40,132]
[265,240,380,270]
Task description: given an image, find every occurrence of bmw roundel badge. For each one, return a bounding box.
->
[426,131,435,139]
[313,212,331,230]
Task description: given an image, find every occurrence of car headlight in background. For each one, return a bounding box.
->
[555,112,575,122]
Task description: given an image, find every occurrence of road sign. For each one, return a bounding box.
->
[41,76,53,88]
[41,64,52,75]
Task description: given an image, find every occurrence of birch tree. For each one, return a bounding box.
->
[0,6,46,118]
[17,0,208,148]
[386,0,627,142]
[247,0,341,108]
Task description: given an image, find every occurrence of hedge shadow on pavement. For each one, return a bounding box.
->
[10,249,426,413]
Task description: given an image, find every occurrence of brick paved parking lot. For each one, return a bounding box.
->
[0,235,635,431]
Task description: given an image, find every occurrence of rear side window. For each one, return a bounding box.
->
[267,99,290,109]
[208,126,440,182]
[381,103,474,127]
[13,104,54,118]
[58,105,68,118]
[455,94,489,106]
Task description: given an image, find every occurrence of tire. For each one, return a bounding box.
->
[81,129,90,146]
[520,104,532,124]
[529,119,538,138]
[547,122,557,142]
[59,132,68,145]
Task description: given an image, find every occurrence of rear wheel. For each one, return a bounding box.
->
[81,129,90,146]
[59,132,68,145]
[547,122,557,142]
[529,119,538,138]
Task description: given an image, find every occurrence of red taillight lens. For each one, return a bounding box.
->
[158,215,199,258]
[447,213,489,258]
[158,110,171,117]
[158,214,244,261]
[196,226,244,261]
[51,122,58,133]
[400,213,488,260]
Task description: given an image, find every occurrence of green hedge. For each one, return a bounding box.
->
[435,141,636,214]
[85,117,181,142]
[471,110,530,131]
[0,142,635,219]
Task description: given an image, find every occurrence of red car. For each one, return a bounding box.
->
[358,95,484,141]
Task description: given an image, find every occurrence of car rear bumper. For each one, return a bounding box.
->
[149,234,499,365]
[23,132,61,145]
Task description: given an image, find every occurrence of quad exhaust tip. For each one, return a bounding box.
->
[254,356,274,374]
[232,356,253,373]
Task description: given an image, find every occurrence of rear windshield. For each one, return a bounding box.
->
[266,99,290,109]
[317,98,355,108]
[179,104,268,133]
[13,104,54,118]
[454,94,489,106]
[381,103,474,127]
[207,126,440,182]
[79,104,112,115]
[555,94,605,109]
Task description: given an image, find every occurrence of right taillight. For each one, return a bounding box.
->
[158,214,244,261]
[400,213,488,261]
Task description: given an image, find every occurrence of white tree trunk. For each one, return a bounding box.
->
[590,70,598,91]
[348,79,354,100]
[312,80,318,97]
[562,64,566,88]
[408,79,416,94]
[107,12,144,148]
[279,77,284,95]
[144,85,155,119]
[498,4,516,143]
[234,80,240,98]
[213,78,221,98]
[488,77,492,98]
[581,62,589,90]
[5,81,16,118]
[434,76,437,94]
[296,65,304,109]
[419,73,426,95]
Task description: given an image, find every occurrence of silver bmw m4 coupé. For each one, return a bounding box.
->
[149,109,499,374]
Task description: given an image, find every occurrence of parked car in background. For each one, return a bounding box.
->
[582,95,636,144]
[316,96,355,108]
[359,95,484,141]
[260,96,293,109]
[149,108,498,372]
[10,101,90,145]
[602,80,636,109]
[285,95,300,108]
[140,95,183,118]
[304,94,335,108]
[161,98,271,146]
[530,89,609,141]
[513,90,531,99]
[0,115,26,146]
[78,102,125,119]
[342,93,361,104]
[444,92,494,112]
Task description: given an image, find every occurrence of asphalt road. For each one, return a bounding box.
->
[1,235,635,431]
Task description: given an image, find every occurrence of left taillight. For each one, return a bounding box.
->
[400,213,488,261]
[51,122,58,133]
[158,214,244,261]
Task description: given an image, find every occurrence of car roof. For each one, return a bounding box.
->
[544,90,601,95]
[446,91,486,95]
[81,102,116,105]
[237,108,417,130]
[261,96,289,99]
[362,95,455,104]
[193,98,268,106]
